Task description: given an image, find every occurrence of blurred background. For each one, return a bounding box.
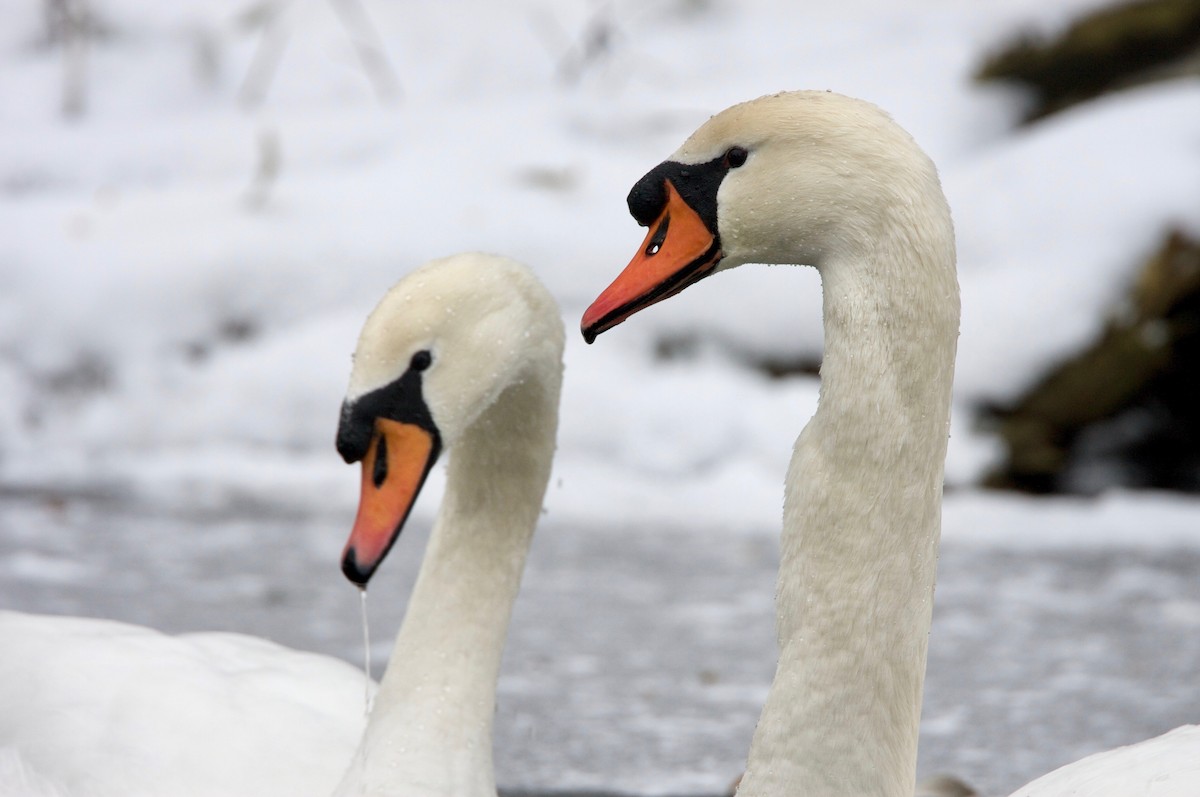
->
[1,0,1199,794]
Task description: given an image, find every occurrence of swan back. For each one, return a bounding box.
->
[0,610,368,797]
[1009,726,1200,797]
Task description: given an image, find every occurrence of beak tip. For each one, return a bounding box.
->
[581,298,618,344]
[580,305,604,344]
[341,546,375,587]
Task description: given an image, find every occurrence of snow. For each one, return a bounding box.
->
[942,490,1200,549]
[3,0,1200,793]
[951,83,1200,404]
[4,0,1200,513]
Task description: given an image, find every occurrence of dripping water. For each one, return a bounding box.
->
[360,587,374,715]
[352,586,374,794]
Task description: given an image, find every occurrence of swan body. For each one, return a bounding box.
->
[0,611,369,797]
[582,90,1198,796]
[0,252,565,797]
[1008,725,1200,797]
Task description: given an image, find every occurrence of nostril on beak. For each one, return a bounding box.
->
[645,216,670,257]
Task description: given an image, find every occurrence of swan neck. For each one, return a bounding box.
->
[741,222,958,797]
[336,368,560,797]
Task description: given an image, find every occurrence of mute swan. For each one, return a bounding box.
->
[581,90,1199,797]
[0,252,565,797]
[331,251,563,797]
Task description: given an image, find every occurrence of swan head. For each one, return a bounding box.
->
[582,90,949,341]
[336,252,563,586]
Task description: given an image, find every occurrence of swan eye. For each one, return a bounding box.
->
[725,146,748,168]
[410,350,433,371]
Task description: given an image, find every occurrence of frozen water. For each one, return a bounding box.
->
[3,493,1198,795]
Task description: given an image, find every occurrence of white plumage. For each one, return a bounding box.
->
[1,253,564,797]
[584,90,1199,797]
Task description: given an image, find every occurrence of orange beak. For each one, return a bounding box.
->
[582,180,722,342]
[341,417,439,586]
